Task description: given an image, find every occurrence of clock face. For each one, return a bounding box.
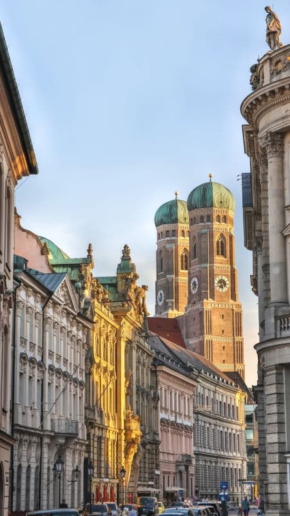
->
[215,275,230,292]
[157,289,165,306]
[190,277,199,294]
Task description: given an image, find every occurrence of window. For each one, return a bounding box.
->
[216,234,226,257]
[16,464,22,510]
[181,250,189,270]
[246,429,254,440]
[192,238,197,259]
[246,413,254,424]
[181,230,185,237]
[223,215,227,223]
[159,251,163,273]
[216,215,221,223]
[25,465,31,511]
[172,230,176,237]
[200,216,204,223]
[207,215,210,222]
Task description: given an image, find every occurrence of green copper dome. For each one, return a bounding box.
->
[38,236,70,261]
[154,197,189,227]
[187,181,235,212]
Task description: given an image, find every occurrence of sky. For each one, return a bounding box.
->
[3,0,288,387]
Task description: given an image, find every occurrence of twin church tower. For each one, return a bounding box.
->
[153,177,244,379]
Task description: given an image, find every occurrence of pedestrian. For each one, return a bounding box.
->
[60,499,68,508]
[129,507,137,516]
[241,497,250,516]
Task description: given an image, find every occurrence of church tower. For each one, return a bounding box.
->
[182,178,245,378]
[153,179,245,379]
[154,193,189,317]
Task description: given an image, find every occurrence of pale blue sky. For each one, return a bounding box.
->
[3,1,288,386]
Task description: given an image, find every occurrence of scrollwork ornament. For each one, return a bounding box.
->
[259,132,284,158]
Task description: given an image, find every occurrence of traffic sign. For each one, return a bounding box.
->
[220,481,228,490]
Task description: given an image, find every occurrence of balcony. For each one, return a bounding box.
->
[51,418,78,435]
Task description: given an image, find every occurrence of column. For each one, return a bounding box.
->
[260,132,287,306]
[283,132,290,305]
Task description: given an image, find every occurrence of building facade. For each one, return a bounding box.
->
[0,24,38,516]
[241,36,290,515]
[12,222,92,512]
[149,333,195,504]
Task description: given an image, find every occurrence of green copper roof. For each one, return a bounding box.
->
[154,198,189,227]
[187,181,235,211]
[39,236,70,261]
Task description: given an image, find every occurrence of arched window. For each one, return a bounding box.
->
[159,251,163,272]
[216,215,221,223]
[34,466,40,510]
[192,238,197,260]
[181,250,189,270]
[25,465,31,511]
[172,230,176,237]
[222,215,227,223]
[200,215,204,223]
[207,215,210,223]
[16,464,22,510]
[181,230,185,237]
[216,235,226,257]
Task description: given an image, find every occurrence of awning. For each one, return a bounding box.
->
[165,487,185,493]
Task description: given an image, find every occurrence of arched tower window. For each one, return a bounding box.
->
[159,251,163,272]
[192,238,197,260]
[181,250,189,270]
[222,215,227,223]
[181,230,185,237]
[216,234,226,257]
[216,215,221,223]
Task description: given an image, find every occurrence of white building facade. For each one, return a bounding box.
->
[12,256,92,512]
[241,38,290,515]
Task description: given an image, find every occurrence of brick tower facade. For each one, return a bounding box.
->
[154,180,245,379]
[154,193,189,317]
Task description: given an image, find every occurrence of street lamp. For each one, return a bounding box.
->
[119,466,126,506]
[54,455,64,508]
[73,465,80,482]
[88,460,94,515]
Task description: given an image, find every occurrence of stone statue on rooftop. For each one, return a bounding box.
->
[265,6,283,51]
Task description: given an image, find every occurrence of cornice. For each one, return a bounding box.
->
[241,79,290,128]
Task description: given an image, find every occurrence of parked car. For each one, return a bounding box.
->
[27,510,79,516]
[164,509,204,516]
[107,503,121,516]
[157,502,165,514]
[137,497,158,516]
[196,503,221,516]
[86,503,110,516]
